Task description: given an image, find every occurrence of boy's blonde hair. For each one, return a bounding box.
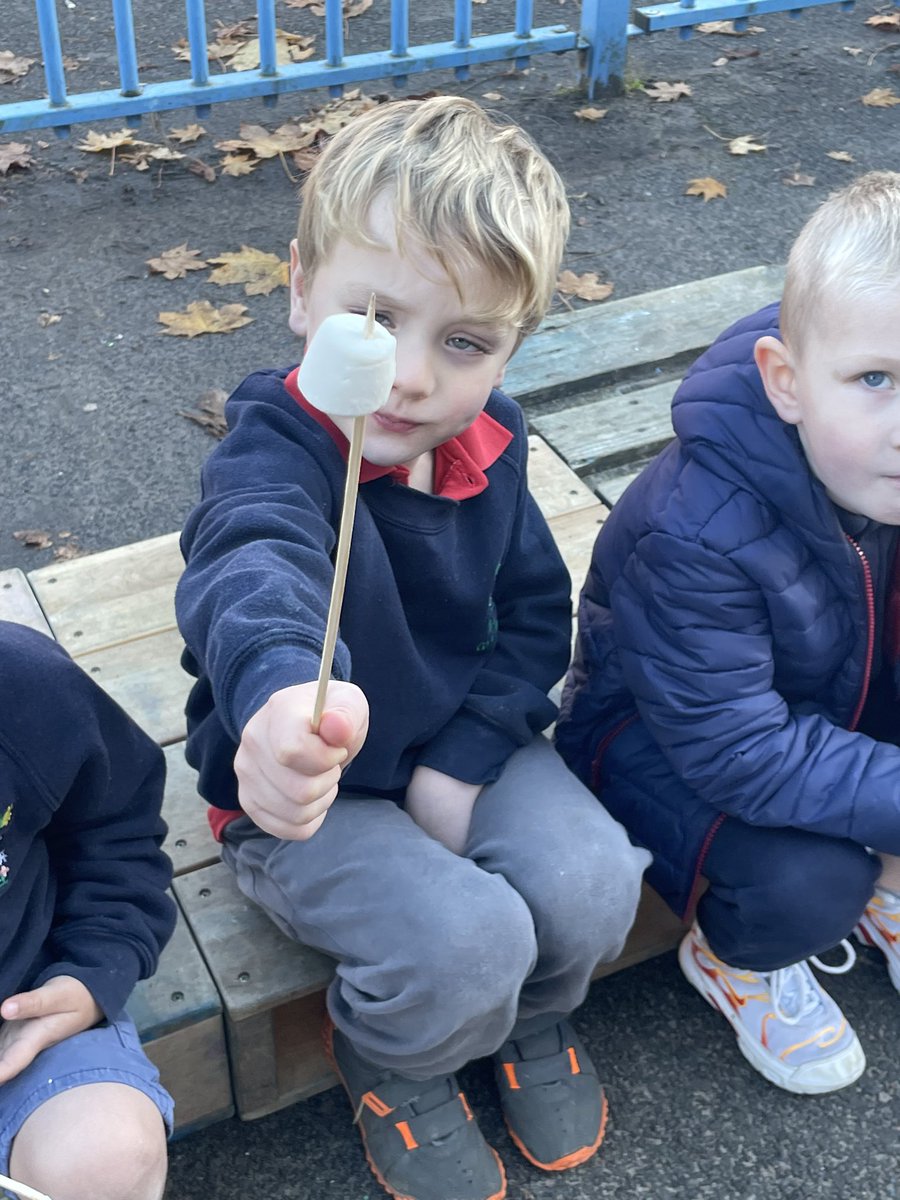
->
[781,170,900,354]
[296,95,569,337]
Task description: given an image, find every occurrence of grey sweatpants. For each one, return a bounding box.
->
[221,735,650,1079]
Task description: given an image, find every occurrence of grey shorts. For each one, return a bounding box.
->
[0,1011,173,1176]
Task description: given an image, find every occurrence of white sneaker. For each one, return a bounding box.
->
[679,921,865,1095]
[855,886,900,993]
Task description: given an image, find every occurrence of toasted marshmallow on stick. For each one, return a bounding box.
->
[297,311,395,417]
[302,296,396,733]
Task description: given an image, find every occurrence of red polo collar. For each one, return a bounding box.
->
[284,366,512,500]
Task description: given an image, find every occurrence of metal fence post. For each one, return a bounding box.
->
[580,0,630,96]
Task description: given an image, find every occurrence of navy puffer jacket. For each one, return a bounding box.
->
[555,303,900,915]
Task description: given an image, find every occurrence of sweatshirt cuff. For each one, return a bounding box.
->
[34,942,146,1024]
[416,710,530,786]
[227,640,351,737]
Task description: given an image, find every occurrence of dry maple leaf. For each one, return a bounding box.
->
[169,123,206,144]
[861,87,900,107]
[220,153,260,177]
[171,36,244,63]
[826,149,854,162]
[728,134,767,154]
[0,50,34,82]
[158,300,254,338]
[228,31,315,72]
[685,176,727,201]
[180,388,229,439]
[76,129,136,153]
[147,244,210,280]
[13,529,53,549]
[865,12,900,29]
[216,122,316,159]
[575,106,608,120]
[696,19,764,34]
[556,270,614,302]
[189,159,217,183]
[303,90,381,137]
[644,80,692,102]
[0,141,34,175]
[207,246,290,296]
[122,143,185,170]
[38,312,62,327]
[783,171,816,187]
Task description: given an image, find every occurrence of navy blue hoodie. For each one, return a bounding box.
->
[176,367,571,816]
[0,622,175,1019]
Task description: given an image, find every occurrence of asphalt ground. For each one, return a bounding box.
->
[1,3,899,1197]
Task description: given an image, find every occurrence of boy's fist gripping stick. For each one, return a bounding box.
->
[298,294,395,732]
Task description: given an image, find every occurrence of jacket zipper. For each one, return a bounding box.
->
[590,712,638,791]
[845,534,875,732]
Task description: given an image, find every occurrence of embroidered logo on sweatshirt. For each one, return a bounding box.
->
[0,804,12,887]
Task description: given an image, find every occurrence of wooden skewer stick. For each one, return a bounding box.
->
[310,293,378,733]
[0,1172,54,1200]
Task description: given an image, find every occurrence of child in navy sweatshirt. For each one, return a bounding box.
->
[176,96,648,1200]
[0,621,175,1199]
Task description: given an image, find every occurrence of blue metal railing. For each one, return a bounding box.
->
[0,0,869,135]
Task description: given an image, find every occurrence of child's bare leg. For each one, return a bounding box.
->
[877,852,900,893]
[9,1082,167,1200]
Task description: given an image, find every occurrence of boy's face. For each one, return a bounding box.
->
[756,285,900,524]
[289,195,519,481]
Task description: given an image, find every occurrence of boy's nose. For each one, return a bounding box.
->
[391,341,435,402]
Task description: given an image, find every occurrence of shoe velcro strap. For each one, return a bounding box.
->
[501,1047,583,1090]
[399,1092,474,1146]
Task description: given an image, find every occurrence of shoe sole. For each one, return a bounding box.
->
[322,1019,508,1200]
[504,1090,608,1172]
[678,937,866,1095]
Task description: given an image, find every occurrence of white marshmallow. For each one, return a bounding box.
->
[298,312,396,417]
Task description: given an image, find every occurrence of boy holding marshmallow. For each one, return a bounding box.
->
[176,96,648,1200]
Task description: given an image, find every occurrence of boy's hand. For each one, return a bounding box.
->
[405,766,482,855]
[235,680,369,841]
[0,975,102,1084]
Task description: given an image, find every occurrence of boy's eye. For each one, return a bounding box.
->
[860,371,892,389]
[447,336,486,354]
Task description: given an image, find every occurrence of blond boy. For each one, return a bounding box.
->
[175,97,648,1200]
[557,172,900,1095]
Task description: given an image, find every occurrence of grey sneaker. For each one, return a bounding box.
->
[493,1019,607,1171]
[324,1018,507,1200]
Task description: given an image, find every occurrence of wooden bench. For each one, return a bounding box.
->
[0,264,784,1128]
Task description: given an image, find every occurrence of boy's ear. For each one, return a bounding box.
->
[288,239,308,338]
[754,334,802,425]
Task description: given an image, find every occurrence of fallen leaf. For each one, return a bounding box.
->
[220,153,260,177]
[147,243,210,280]
[0,141,34,174]
[826,149,854,162]
[482,91,503,100]
[716,46,760,61]
[556,270,614,302]
[61,55,80,71]
[728,134,767,154]
[843,46,863,56]
[13,529,52,549]
[53,542,86,561]
[122,143,185,170]
[180,388,229,438]
[38,312,61,327]
[644,80,692,102]
[783,171,816,186]
[696,19,764,34]
[76,129,136,152]
[172,36,247,63]
[685,176,727,200]
[188,159,217,183]
[303,90,381,137]
[213,20,257,42]
[575,106,608,120]
[865,12,900,29]
[169,123,206,144]
[158,300,254,338]
[291,146,321,172]
[0,50,34,82]
[208,246,290,296]
[228,31,315,72]
[861,87,900,107]
[216,122,315,159]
